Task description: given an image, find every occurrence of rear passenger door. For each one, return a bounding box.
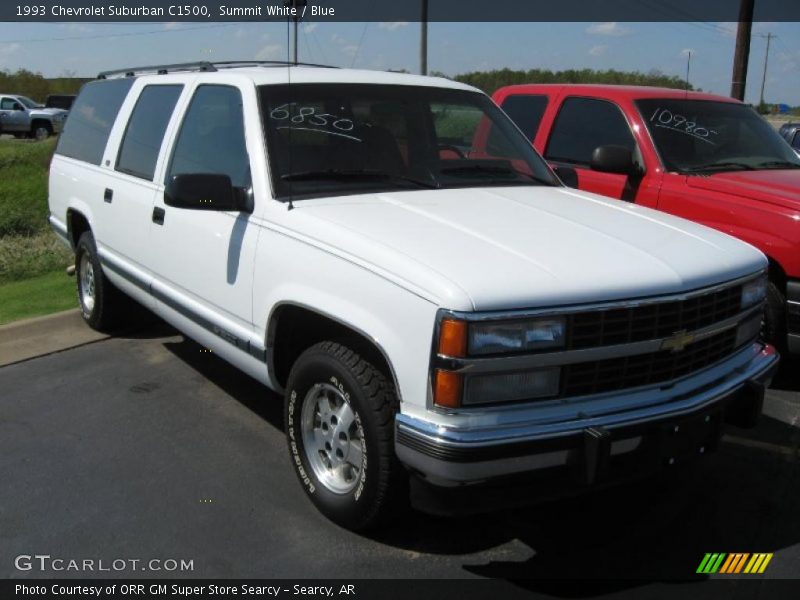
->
[101,83,184,285]
[148,83,260,337]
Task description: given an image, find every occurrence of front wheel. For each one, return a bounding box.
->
[75,232,123,331]
[764,282,787,351]
[284,341,406,531]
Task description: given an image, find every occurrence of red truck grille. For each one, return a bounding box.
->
[567,283,743,350]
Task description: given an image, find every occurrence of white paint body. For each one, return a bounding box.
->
[48,67,767,433]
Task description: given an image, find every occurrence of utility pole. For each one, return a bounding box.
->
[420,0,428,75]
[730,0,754,101]
[759,33,775,108]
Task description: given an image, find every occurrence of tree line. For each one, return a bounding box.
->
[0,69,89,102]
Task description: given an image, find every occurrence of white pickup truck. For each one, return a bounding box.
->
[48,62,778,530]
[0,94,67,139]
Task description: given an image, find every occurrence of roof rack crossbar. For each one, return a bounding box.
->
[97,61,217,79]
[97,60,339,79]
[212,60,339,69]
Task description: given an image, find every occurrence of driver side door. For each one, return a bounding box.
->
[0,97,29,132]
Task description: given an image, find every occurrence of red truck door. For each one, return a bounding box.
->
[541,97,648,202]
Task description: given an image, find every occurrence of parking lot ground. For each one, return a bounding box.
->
[1,322,798,592]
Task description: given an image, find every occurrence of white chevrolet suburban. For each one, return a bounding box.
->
[48,61,779,530]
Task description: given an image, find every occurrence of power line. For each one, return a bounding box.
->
[0,23,237,44]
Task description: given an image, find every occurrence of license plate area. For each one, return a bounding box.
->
[657,408,723,466]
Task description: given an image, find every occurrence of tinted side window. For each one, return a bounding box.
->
[167,85,250,188]
[56,79,134,166]
[792,131,800,150]
[545,97,635,165]
[1,98,21,110]
[500,94,548,140]
[116,85,183,181]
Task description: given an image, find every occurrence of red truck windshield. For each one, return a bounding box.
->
[636,98,800,174]
[259,84,558,200]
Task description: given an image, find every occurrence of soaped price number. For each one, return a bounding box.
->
[650,107,718,140]
[270,104,355,131]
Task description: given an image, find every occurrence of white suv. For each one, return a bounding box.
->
[48,61,778,530]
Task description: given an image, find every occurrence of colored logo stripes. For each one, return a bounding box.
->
[697,553,773,574]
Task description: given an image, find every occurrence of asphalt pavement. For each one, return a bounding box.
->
[1,320,798,592]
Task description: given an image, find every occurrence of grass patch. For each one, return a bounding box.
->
[0,231,73,283]
[0,270,76,325]
[0,137,56,237]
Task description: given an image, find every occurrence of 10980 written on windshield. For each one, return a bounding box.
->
[649,107,718,145]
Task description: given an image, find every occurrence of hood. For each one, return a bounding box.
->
[31,107,67,117]
[288,186,766,312]
[686,169,800,211]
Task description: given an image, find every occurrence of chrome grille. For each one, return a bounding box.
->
[561,328,738,397]
[567,283,743,350]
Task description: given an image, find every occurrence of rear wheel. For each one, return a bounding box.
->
[284,341,406,531]
[75,232,124,331]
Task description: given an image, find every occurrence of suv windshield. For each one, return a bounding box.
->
[636,98,800,173]
[16,96,39,109]
[260,84,557,200]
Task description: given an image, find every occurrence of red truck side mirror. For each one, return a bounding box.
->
[591,145,641,177]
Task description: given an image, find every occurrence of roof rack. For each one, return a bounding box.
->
[97,61,216,79]
[97,60,337,79]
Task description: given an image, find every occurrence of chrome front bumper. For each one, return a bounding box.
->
[395,343,779,487]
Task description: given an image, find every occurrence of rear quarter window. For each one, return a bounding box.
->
[56,79,134,166]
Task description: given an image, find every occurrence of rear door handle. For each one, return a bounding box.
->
[104,188,113,203]
[152,207,165,225]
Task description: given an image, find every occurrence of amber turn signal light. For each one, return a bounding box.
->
[438,318,468,357]
[434,369,462,409]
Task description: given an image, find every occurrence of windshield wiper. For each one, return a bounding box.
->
[683,161,756,173]
[281,169,438,189]
[754,160,800,170]
[439,164,553,186]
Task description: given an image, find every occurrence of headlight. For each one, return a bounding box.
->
[463,368,560,405]
[741,275,767,309]
[468,317,566,355]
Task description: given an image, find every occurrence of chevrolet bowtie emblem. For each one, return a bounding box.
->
[661,330,696,353]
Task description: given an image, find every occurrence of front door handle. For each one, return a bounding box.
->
[152,207,165,225]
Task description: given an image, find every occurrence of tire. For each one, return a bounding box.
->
[75,232,123,331]
[763,281,787,351]
[284,341,406,531]
[30,121,52,141]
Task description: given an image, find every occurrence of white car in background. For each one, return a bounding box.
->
[0,93,67,139]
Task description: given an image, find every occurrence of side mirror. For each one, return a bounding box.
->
[164,174,252,213]
[590,145,640,176]
[552,165,579,188]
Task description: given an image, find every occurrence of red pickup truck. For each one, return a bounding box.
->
[492,84,800,353]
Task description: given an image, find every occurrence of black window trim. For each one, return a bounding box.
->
[164,83,250,189]
[114,83,184,182]
[544,95,638,169]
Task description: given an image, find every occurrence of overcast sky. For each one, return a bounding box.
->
[0,21,798,105]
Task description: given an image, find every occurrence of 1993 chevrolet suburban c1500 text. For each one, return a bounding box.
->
[48,62,779,530]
